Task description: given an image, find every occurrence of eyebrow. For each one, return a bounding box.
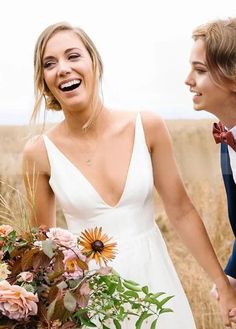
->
[43,47,82,61]
[192,61,207,66]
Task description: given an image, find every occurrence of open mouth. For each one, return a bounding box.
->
[59,79,82,92]
[191,90,202,96]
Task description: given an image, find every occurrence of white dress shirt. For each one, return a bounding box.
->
[228,125,236,183]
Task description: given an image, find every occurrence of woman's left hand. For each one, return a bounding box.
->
[217,283,236,326]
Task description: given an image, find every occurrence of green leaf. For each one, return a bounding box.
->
[80,316,97,327]
[142,285,149,294]
[113,319,121,329]
[124,279,140,286]
[42,239,55,258]
[123,290,139,298]
[150,318,158,329]
[102,324,110,329]
[117,277,124,292]
[159,307,174,314]
[63,290,77,312]
[152,292,165,298]
[123,281,142,291]
[143,296,161,306]
[108,282,117,295]
[159,295,174,307]
[135,311,152,329]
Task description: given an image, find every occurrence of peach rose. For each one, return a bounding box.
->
[0,225,13,237]
[46,228,77,248]
[0,280,38,320]
[63,249,86,279]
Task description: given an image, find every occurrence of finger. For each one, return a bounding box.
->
[229,308,236,317]
[222,310,231,328]
[228,317,236,324]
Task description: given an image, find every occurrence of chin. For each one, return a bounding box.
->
[193,106,203,112]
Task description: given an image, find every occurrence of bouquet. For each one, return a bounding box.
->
[0,224,174,328]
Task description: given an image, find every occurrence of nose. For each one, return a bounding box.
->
[57,60,71,76]
[185,72,195,86]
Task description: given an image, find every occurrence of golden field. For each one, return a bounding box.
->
[0,119,234,329]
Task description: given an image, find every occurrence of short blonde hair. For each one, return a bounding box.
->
[192,17,236,86]
[32,22,103,128]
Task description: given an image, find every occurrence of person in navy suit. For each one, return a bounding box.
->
[185,17,236,319]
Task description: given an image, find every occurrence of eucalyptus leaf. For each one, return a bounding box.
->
[47,298,57,321]
[42,239,55,258]
[64,290,77,312]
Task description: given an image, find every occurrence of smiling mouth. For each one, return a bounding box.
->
[59,79,82,92]
[191,90,202,96]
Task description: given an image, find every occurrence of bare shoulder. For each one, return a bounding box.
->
[139,111,170,150]
[23,135,44,159]
[140,111,166,131]
[22,135,49,174]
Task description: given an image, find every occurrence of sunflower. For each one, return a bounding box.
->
[79,227,117,265]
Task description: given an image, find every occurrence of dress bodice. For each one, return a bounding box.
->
[42,113,155,242]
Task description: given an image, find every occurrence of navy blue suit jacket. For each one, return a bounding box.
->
[221,143,236,278]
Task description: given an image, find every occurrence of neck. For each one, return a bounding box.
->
[216,113,236,129]
[207,102,236,129]
[61,105,112,139]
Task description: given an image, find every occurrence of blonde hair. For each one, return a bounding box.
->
[192,17,236,86]
[32,21,104,129]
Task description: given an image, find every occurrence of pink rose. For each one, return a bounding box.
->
[63,249,86,279]
[0,225,13,237]
[0,280,38,320]
[46,228,77,248]
[18,271,34,282]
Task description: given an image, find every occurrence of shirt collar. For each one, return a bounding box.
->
[228,125,236,139]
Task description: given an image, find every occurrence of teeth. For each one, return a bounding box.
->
[60,79,81,89]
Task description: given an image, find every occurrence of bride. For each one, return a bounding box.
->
[22,21,236,328]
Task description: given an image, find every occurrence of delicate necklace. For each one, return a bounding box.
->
[82,136,101,167]
[86,158,92,166]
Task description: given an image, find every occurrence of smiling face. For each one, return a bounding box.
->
[185,38,235,116]
[42,30,95,113]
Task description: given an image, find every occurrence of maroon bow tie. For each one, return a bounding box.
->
[212,121,236,152]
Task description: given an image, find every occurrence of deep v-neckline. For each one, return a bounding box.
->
[43,114,139,209]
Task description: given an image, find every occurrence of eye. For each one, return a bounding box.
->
[43,61,56,69]
[68,53,81,60]
[196,68,207,74]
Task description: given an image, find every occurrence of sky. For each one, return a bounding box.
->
[0,0,236,124]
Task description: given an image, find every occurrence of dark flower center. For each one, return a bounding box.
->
[91,240,104,252]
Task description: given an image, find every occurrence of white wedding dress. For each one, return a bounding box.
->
[42,113,196,328]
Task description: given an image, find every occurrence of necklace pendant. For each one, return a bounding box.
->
[86,159,92,166]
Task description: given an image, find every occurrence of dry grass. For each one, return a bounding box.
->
[0,120,235,329]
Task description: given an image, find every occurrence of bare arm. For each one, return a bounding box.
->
[142,111,236,326]
[22,137,56,228]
